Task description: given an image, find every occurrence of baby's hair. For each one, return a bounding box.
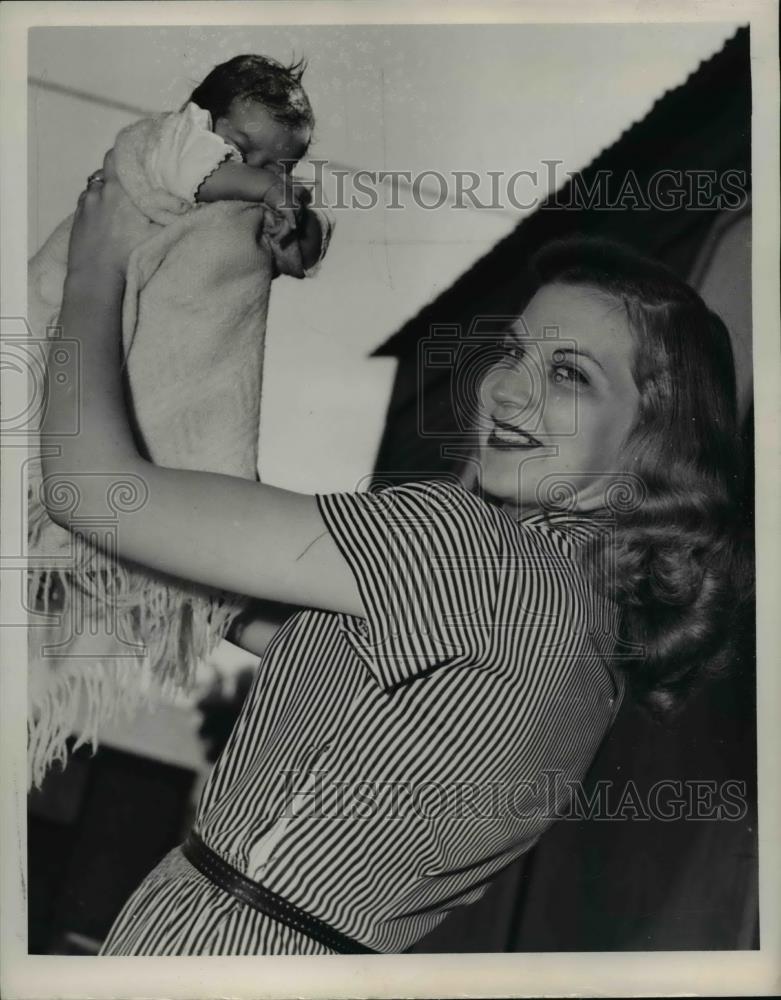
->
[528,237,753,716]
[187,54,314,130]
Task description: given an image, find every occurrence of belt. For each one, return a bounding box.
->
[181,830,377,955]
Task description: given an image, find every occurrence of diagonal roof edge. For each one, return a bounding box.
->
[373,25,750,358]
[553,24,748,194]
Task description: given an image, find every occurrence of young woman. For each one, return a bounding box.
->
[40,168,749,955]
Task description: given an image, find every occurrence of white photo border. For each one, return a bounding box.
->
[2,1,779,997]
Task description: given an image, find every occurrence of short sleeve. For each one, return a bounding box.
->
[144,102,243,203]
[315,479,502,692]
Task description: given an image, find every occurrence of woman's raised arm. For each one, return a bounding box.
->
[41,174,363,618]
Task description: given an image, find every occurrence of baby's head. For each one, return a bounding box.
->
[188,54,314,173]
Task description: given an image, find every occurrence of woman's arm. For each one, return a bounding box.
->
[41,178,362,617]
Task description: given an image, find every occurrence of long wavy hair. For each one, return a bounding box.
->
[528,237,753,715]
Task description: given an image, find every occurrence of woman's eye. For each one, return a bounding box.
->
[501,338,526,363]
[552,364,588,387]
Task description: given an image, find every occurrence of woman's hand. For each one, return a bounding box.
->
[67,152,156,283]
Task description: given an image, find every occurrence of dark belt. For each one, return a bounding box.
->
[181,830,377,955]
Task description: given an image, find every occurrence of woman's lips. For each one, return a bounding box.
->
[487,419,543,449]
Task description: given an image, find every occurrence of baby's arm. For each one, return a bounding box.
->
[194,161,282,205]
[197,162,325,273]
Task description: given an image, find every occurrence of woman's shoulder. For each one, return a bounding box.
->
[366,480,604,621]
[398,479,602,544]
[514,504,613,553]
[319,476,611,595]
[366,477,606,551]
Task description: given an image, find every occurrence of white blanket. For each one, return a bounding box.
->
[27,111,305,787]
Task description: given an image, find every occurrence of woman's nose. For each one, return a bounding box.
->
[483,361,538,417]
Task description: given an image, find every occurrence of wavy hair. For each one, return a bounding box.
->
[187,54,314,130]
[528,237,753,716]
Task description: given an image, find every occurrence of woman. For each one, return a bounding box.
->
[40,167,749,955]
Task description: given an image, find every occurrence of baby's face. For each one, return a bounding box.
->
[214,97,310,175]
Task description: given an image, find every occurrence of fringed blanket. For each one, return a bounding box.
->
[27,111,305,788]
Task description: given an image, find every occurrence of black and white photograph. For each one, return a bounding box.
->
[1,1,779,997]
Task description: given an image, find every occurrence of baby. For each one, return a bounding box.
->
[143,54,330,270]
[27,54,333,786]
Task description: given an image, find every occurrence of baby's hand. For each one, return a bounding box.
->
[291,181,313,208]
[260,175,301,231]
[291,182,313,227]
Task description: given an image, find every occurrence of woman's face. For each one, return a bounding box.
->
[476,283,641,513]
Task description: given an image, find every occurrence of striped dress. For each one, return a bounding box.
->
[100,478,624,955]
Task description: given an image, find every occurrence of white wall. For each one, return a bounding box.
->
[29,23,738,494]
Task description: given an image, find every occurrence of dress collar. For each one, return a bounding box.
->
[519,505,612,526]
[479,489,611,528]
